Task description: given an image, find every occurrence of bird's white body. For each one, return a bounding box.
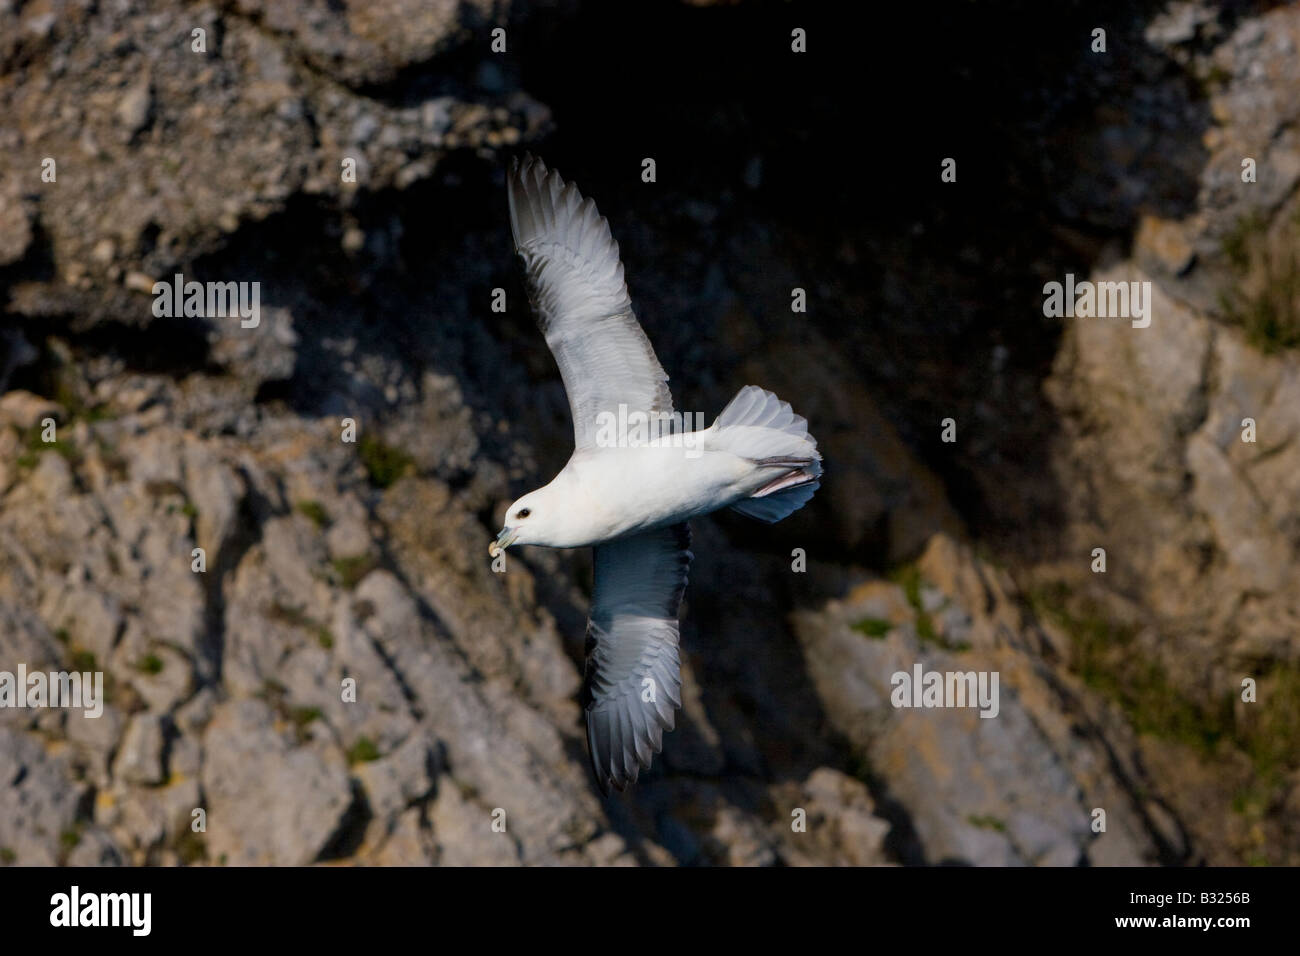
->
[528,431,765,548]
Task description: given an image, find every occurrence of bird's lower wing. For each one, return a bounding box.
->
[507,155,674,451]
[582,522,692,794]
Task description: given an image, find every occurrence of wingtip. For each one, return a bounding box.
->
[586,706,612,797]
[586,705,645,796]
[509,151,546,182]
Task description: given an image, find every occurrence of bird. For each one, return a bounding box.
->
[491,155,822,794]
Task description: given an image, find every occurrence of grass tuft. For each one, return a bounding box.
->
[358,434,414,489]
[852,617,892,639]
[295,500,331,529]
[346,736,381,765]
[1220,210,1300,353]
[331,554,376,590]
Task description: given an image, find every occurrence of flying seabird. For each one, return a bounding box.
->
[492,155,822,794]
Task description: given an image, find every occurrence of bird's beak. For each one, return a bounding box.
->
[488,527,519,558]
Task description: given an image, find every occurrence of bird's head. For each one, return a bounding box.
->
[489,488,553,556]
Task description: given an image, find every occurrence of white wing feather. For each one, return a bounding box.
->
[508,155,674,451]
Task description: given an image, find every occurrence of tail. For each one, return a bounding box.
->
[709,386,822,523]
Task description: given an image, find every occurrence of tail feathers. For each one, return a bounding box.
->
[710,386,820,462]
[712,386,822,524]
[714,385,809,436]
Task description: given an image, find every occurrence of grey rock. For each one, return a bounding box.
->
[66,704,125,789]
[793,535,1154,866]
[353,729,436,826]
[201,699,352,866]
[115,80,152,135]
[0,390,62,430]
[113,714,167,786]
[183,441,246,568]
[429,778,521,866]
[0,729,86,864]
[66,826,126,866]
[1144,1,1216,49]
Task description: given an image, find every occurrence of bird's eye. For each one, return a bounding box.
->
[518,508,531,519]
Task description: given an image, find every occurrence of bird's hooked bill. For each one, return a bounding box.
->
[489,526,518,557]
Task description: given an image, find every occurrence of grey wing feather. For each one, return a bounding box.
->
[582,522,691,794]
[507,154,674,451]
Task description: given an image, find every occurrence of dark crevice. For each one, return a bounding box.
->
[315,778,374,861]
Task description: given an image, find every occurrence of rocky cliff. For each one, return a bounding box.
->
[1,0,1296,865]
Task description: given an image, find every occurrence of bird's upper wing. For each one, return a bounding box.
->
[582,522,692,794]
[507,155,674,451]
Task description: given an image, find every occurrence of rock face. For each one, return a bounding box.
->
[0,0,546,331]
[0,1,1297,866]
[795,535,1169,866]
[1038,4,1300,867]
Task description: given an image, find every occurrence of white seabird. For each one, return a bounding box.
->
[493,155,822,794]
